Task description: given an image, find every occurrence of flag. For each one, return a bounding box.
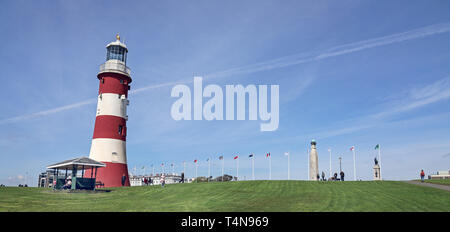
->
[266,152,271,157]
[219,156,223,160]
[249,154,254,158]
[161,163,164,166]
[375,144,380,150]
[141,166,145,169]
[194,159,198,163]
[206,158,209,162]
[328,148,331,152]
[284,152,289,156]
[350,146,355,151]
[234,155,239,160]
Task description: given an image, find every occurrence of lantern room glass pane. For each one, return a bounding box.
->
[107,45,127,62]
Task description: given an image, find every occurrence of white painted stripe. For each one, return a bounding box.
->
[89,138,127,164]
[96,93,129,119]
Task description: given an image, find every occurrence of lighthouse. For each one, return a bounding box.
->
[86,34,132,187]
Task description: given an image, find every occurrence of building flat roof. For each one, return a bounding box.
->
[47,157,106,170]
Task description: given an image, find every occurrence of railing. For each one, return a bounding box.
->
[99,61,131,75]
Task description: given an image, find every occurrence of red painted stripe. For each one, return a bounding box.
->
[98,73,131,97]
[92,115,127,141]
[84,162,130,187]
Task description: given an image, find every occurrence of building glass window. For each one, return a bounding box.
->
[118,125,123,135]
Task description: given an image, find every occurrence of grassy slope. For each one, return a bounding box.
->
[0,180,449,212]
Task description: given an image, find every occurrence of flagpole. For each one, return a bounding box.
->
[288,153,290,180]
[237,158,239,181]
[222,157,224,182]
[353,148,356,181]
[307,148,310,180]
[208,158,211,182]
[195,162,198,181]
[252,155,255,180]
[329,148,332,179]
[285,152,290,180]
[269,155,272,180]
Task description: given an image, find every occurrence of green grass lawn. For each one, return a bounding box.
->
[0,180,449,212]
[421,179,450,186]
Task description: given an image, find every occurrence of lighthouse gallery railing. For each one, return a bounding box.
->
[99,62,131,75]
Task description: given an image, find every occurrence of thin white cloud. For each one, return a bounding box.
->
[0,98,97,125]
[309,76,450,139]
[204,22,450,79]
[2,22,450,124]
[298,76,450,140]
[372,76,450,118]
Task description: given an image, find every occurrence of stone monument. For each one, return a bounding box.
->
[373,157,381,181]
[309,139,319,181]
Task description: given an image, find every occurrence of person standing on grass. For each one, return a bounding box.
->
[340,171,345,181]
[121,173,126,186]
[420,170,425,183]
[180,172,185,183]
[161,174,166,188]
[321,171,326,181]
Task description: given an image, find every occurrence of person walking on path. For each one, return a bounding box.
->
[420,170,425,183]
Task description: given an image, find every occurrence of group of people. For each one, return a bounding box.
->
[62,178,72,189]
[160,172,185,187]
[152,172,186,188]
[317,171,345,181]
[142,177,153,186]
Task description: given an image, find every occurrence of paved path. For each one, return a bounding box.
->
[403,181,450,192]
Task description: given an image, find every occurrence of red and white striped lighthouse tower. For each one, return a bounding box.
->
[86,34,132,187]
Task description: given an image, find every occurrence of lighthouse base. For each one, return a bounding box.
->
[84,162,130,187]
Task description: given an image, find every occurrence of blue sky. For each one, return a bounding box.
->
[1,0,450,186]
